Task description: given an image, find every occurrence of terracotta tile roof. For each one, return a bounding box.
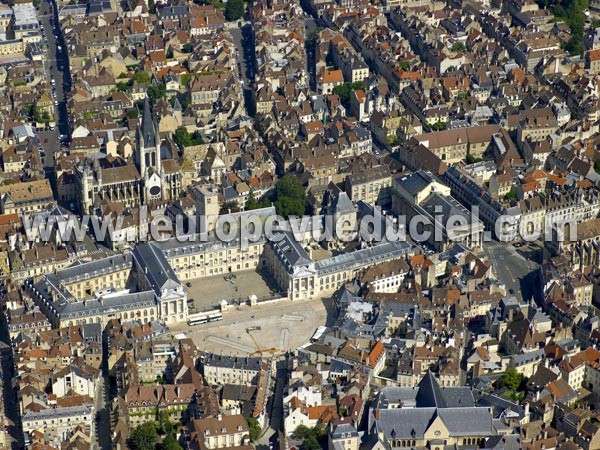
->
[367,341,384,368]
[321,69,343,84]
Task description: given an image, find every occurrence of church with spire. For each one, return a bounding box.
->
[74,98,183,214]
[136,98,164,202]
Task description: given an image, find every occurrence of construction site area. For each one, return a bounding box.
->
[171,296,333,356]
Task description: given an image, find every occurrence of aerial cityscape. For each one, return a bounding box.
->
[0,0,598,447]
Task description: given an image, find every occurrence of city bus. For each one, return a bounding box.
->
[207,312,223,322]
[187,316,209,326]
[187,312,223,326]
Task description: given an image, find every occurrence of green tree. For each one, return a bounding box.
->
[220,200,240,214]
[147,84,166,104]
[225,0,244,21]
[174,127,193,147]
[128,422,158,450]
[133,70,152,84]
[466,153,484,164]
[294,424,327,450]
[116,80,131,92]
[504,188,517,201]
[451,42,467,53]
[427,121,447,131]
[148,0,156,13]
[386,134,399,147]
[173,127,203,148]
[332,81,365,104]
[247,418,261,442]
[166,46,174,59]
[182,43,194,53]
[295,425,311,439]
[38,109,51,124]
[127,108,139,119]
[594,159,600,174]
[274,174,307,219]
[180,73,192,88]
[245,191,260,211]
[303,435,320,450]
[501,368,525,391]
[157,433,183,450]
[545,0,588,55]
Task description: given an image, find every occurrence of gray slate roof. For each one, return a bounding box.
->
[133,242,181,294]
[140,98,157,149]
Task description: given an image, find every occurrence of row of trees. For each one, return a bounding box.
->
[538,0,589,55]
[24,104,52,125]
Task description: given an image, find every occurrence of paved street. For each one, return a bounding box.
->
[91,372,112,450]
[39,0,72,140]
[230,25,257,115]
[483,240,540,304]
[305,18,318,91]
[0,321,23,449]
[257,358,287,449]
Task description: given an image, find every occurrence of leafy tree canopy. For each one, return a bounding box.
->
[225,0,244,21]
[332,81,365,104]
[133,70,152,84]
[128,422,158,450]
[501,368,526,392]
[156,434,183,450]
[294,424,327,450]
[174,127,204,148]
[504,188,517,201]
[147,84,166,104]
[247,418,261,442]
[274,174,307,219]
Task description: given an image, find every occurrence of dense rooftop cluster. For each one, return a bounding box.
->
[0,0,598,447]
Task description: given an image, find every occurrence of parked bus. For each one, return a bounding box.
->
[188,312,222,326]
[187,316,209,326]
[207,312,223,322]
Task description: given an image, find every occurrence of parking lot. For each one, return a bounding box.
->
[185,270,281,313]
[171,296,333,356]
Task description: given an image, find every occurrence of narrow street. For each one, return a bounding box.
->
[305,18,318,91]
[91,372,112,450]
[230,25,257,116]
[89,329,114,450]
[38,0,72,141]
[257,357,288,449]
[0,317,23,449]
